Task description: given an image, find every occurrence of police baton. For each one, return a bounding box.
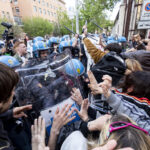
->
[64,25,76,35]
[64,25,98,42]
[92,22,103,31]
[64,25,82,40]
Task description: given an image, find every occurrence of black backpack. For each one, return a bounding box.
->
[91,51,126,86]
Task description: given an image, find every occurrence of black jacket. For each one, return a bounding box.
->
[0,110,14,150]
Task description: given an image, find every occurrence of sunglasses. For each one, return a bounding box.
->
[107,121,149,138]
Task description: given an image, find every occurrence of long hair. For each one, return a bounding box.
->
[89,114,150,150]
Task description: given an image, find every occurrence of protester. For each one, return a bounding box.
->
[61,112,148,150]
[88,71,150,133]
[1,18,150,150]
[13,41,28,66]
[82,26,122,64]
[0,63,32,150]
[88,114,150,150]
[31,104,76,150]
[125,58,143,75]
[121,50,150,71]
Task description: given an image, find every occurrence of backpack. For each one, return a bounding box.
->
[91,51,126,86]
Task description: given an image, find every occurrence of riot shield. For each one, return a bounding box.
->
[15,50,81,133]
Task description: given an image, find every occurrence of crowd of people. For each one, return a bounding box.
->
[0,24,150,150]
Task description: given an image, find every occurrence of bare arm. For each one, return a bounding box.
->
[72,34,79,48]
[98,35,106,48]
[48,104,76,150]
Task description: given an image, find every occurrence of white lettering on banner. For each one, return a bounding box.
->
[138,21,150,29]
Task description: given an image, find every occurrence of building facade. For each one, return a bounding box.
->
[11,0,66,24]
[112,2,126,37]
[112,0,150,39]
[0,0,14,22]
[0,0,66,25]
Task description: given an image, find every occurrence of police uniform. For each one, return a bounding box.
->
[71,46,80,59]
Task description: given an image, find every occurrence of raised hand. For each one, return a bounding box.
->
[51,104,76,134]
[13,105,32,118]
[74,99,89,122]
[49,104,76,150]
[88,74,112,97]
[31,116,48,150]
[88,71,103,95]
[71,88,83,105]
[88,83,103,95]
[99,75,112,98]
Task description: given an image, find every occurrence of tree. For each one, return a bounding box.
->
[23,17,53,38]
[0,17,23,40]
[0,18,8,39]
[12,25,24,39]
[55,11,76,36]
[79,0,121,33]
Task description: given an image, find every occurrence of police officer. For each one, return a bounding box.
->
[33,41,49,60]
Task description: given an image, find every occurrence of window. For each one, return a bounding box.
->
[47,11,50,16]
[39,8,42,14]
[7,12,10,19]
[43,9,46,15]
[14,0,18,4]
[1,11,5,18]
[33,6,37,12]
[42,0,45,6]
[47,3,49,7]
[12,8,14,13]
[14,16,22,25]
[15,7,20,15]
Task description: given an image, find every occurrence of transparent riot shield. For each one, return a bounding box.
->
[15,50,81,134]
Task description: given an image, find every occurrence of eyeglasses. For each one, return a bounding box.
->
[107,121,149,138]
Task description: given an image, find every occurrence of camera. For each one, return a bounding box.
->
[1,22,14,41]
[1,22,12,29]
[1,22,14,55]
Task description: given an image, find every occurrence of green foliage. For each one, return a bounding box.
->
[0,18,8,39]
[0,18,23,39]
[56,11,76,36]
[23,17,53,38]
[79,0,121,33]
[12,25,24,39]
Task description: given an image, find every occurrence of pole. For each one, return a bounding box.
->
[124,0,133,39]
[72,20,74,38]
[75,0,79,34]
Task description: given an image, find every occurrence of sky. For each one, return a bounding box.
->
[64,0,75,7]
[64,0,121,21]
